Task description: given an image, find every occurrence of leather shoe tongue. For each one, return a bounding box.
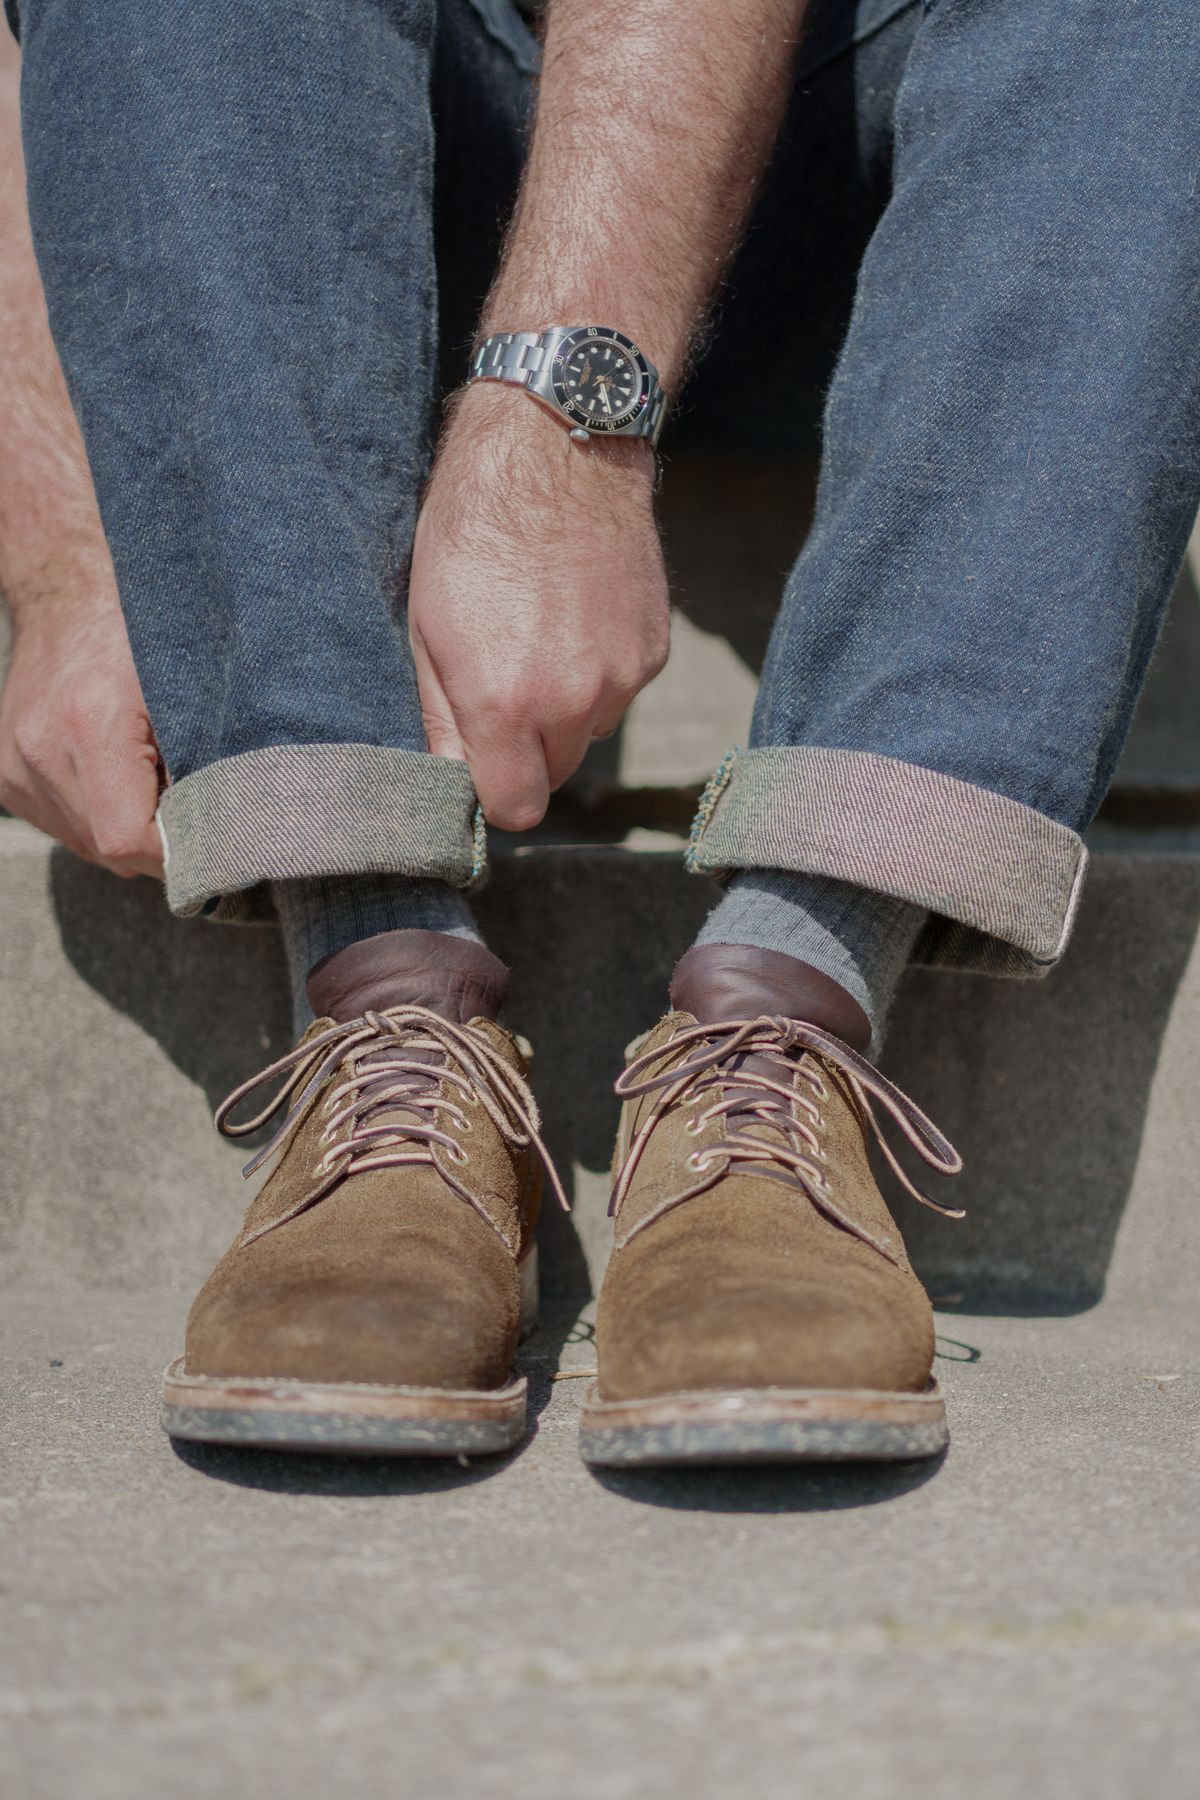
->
[669,942,871,1051]
[306,928,511,1025]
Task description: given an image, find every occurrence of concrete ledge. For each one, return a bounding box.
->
[1,818,1197,1307]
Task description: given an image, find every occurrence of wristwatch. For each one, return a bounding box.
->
[468,326,668,446]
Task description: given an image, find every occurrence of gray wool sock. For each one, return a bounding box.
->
[694,869,926,1055]
[272,873,483,1036]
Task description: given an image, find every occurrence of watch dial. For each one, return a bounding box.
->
[562,338,640,425]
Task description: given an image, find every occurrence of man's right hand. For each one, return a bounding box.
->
[409,381,670,831]
[0,571,164,879]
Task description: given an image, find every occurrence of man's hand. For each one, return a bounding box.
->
[410,382,669,831]
[0,572,163,878]
[0,23,163,879]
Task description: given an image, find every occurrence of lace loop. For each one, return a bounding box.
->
[610,1014,963,1255]
[216,1006,570,1247]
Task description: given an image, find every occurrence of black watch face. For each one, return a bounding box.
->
[551,328,650,432]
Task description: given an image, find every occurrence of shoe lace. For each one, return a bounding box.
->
[609,1015,963,1263]
[215,1006,570,1247]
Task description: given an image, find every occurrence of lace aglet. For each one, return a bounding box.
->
[240,1142,279,1181]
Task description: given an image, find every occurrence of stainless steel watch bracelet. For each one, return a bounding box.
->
[469,326,668,446]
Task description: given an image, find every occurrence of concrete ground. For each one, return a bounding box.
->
[3,1292,1196,1800]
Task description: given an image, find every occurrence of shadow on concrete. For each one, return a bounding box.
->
[590,1448,945,1515]
[657,456,816,677]
[50,846,293,1117]
[882,855,1200,1313]
[476,848,719,1299]
[47,841,714,1302]
[481,849,1200,1314]
[1108,552,1200,792]
[169,1436,514,1494]
[48,846,1200,1317]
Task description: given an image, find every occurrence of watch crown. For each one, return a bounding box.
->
[569,427,591,444]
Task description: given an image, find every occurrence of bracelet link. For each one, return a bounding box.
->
[469,327,667,444]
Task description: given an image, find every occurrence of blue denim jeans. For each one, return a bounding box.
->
[10,0,1200,977]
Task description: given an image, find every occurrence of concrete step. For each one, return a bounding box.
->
[2,816,1197,1308]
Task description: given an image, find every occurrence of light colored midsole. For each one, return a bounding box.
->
[579,1379,944,1432]
[161,1358,528,1423]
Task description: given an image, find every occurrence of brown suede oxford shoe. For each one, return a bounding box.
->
[580,944,963,1467]
[162,931,566,1456]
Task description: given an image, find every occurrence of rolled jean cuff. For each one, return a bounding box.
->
[685,746,1088,978]
[156,744,486,921]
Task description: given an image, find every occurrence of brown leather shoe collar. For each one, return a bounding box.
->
[669,942,871,1051]
[307,929,511,1025]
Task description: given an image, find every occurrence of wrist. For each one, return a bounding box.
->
[0,448,117,623]
[0,535,119,625]
[437,378,658,497]
[479,287,685,395]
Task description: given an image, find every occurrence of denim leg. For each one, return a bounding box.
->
[689,0,1200,977]
[13,0,533,919]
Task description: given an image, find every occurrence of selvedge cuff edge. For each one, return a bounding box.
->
[685,744,1088,979]
[158,743,484,921]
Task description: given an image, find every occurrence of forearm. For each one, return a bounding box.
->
[411,1,809,828]
[0,28,111,616]
[482,0,809,392]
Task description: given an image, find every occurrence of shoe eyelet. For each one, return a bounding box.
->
[685,1116,705,1136]
[451,1146,470,1167]
[686,1151,711,1174]
[813,1113,827,1133]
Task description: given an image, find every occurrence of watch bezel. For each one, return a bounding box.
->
[550,327,652,433]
